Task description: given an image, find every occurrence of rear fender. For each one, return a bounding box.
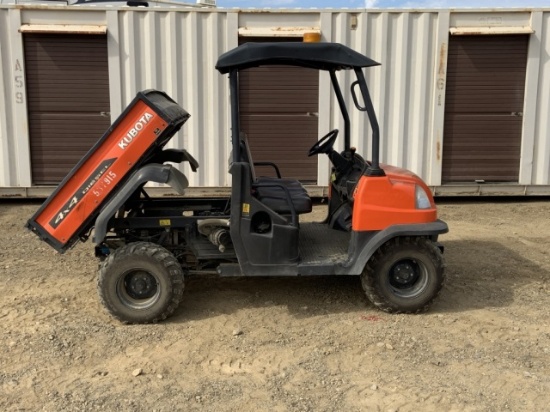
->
[93,163,188,244]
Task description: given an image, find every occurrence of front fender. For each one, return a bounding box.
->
[342,220,449,275]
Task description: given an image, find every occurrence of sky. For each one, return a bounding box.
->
[216,0,550,9]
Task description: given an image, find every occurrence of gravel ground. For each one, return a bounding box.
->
[1,199,549,411]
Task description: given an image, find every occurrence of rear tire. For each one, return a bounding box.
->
[98,242,185,324]
[361,237,445,314]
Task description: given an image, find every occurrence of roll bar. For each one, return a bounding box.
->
[224,43,385,177]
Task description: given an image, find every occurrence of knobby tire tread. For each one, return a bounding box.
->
[361,236,446,314]
[98,242,184,324]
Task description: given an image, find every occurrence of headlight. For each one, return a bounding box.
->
[415,185,432,209]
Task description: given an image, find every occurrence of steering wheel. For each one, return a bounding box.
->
[308,129,339,157]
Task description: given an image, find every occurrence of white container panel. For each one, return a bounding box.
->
[0,8,31,188]
[329,11,439,183]
[532,12,550,185]
[0,8,13,187]
[114,10,231,187]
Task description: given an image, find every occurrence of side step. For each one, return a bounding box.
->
[217,263,242,277]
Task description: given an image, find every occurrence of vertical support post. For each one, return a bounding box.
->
[329,70,351,151]
[354,68,384,176]
[229,69,240,162]
[519,11,543,185]
[9,9,32,187]
[317,11,333,186]
[427,11,450,187]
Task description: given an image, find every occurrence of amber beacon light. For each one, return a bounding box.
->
[303,32,321,43]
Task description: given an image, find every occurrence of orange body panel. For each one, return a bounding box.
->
[35,100,168,245]
[351,164,437,231]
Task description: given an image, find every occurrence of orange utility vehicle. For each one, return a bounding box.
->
[27,42,448,324]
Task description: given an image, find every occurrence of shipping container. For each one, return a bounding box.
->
[1,6,549,197]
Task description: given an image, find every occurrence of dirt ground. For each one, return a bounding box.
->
[1,199,549,411]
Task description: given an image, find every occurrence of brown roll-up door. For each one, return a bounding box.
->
[24,33,110,185]
[239,37,319,183]
[442,35,528,183]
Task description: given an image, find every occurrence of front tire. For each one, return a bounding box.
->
[98,242,185,324]
[361,237,445,314]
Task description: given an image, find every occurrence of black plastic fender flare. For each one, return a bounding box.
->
[93,163,188,244]
[342,220,449,275]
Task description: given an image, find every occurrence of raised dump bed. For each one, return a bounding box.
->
[26,90,190,253]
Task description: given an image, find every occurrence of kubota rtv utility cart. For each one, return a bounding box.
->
[27,42,448,324]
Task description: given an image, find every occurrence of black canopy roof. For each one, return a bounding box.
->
[216,42,380,74]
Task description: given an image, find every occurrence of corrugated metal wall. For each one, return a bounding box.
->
[111,10,233,187]
[0,8,10,187]
[531,12,550,185]
[0,8,24,188]
[1,7,549,193]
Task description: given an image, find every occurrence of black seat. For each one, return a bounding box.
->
[240,135,312,215]
[253,184,312,215]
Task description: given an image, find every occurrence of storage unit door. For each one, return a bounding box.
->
[239,38,319,184]
[442,35,528,183]
[24,33,110,185]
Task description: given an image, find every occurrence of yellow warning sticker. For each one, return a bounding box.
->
[159,219,171,226]
[242,203,250,215]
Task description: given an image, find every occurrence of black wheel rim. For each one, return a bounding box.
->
[387,258,429,298]
[117,270,160,310]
